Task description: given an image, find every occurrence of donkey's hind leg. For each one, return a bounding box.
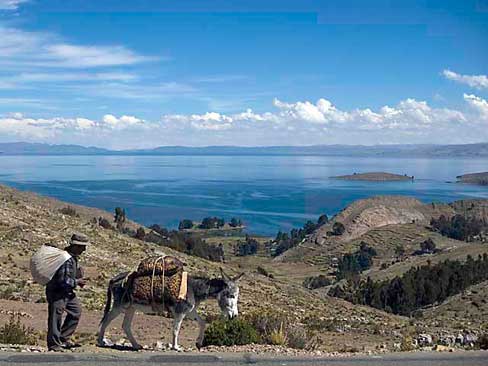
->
[122,307,142,350]
[187,309,206,348]
[97,306,122,347]
[170,310,186,351]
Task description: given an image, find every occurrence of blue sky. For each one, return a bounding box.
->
[0,0,487,148]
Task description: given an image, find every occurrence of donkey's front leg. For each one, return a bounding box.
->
[187,309,206,349]
[170,312,186,351]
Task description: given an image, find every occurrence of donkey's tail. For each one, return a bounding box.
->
[99,281,113,326]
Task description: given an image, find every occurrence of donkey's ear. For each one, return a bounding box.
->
[233,272,245,282]
[220,267,232,282]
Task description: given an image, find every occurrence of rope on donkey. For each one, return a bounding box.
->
[150,255,166,312]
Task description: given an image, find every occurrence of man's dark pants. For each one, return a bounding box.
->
[46,291,82,349]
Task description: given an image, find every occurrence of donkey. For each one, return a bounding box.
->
[97,268,244,351]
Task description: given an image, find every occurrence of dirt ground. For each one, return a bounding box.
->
[0,299,199,350]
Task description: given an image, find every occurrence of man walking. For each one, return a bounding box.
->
[46,232,89,352]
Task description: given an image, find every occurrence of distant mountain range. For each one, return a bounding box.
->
[1,142,488,157]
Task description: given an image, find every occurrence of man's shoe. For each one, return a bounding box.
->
[62,341,82,349]
[48,346,65,352]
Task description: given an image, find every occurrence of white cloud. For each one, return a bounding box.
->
[464,93,488,121]
[16,72,137,82]
[45,44,152,68]
[0,114,97,140]
[269,97,465,130]
[0,26,155,69]
[0,97,53,109]
[102,114,143,128]
[0,0,27,10]
[443,69,488,90]
[75,118,96,130]
[273,98,349,124]
[194,75,249,83]
[72,81,195,100]
[1,94,487,148]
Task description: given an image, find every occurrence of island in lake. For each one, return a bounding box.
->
[457,172,488,186]
[332,171,414,181]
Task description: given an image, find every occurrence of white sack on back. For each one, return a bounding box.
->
[30,245,71,285]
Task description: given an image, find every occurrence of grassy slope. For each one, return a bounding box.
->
[0,184,407,352]
[264,196,488,338]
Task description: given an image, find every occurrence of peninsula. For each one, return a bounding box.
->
[331,172,414,181]
[457,172,488,186]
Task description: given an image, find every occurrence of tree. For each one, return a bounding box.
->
[420,238,436,253]
[135,227,146,240]
[199,217,225,229]
[303,220,317,235]
[178,219,193,230]
[149,224,169,237]
[114,207,126,230]
[332,222,346,236]
[395,244,405,258]
[336,242,377,280]
[331,254,488,316]
[236,235,259,256]
[303,275,331,290]
[229,217,242,227]
[318,214,329,225]
[430,214,486,241]
[272,219,322,256]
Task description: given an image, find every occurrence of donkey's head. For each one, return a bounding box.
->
[217,268,244,319]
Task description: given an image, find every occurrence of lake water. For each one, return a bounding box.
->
[0,155,487,236]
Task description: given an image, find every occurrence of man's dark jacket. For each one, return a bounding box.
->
[46,257,80,300]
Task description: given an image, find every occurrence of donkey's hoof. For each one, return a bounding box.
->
[169,344,183,352]
[97,337,114,348]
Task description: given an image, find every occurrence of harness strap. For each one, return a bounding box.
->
[150,255,166,312]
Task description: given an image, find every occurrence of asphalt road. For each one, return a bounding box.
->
[0,351,487,366]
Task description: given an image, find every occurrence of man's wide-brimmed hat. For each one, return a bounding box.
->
[69,232,90,246]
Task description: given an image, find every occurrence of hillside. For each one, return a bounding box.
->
[1,185,487,353]
[276,195,486,269]
[309,196,451,244]
[270,195,488,338]
[421,280,488,331]
[0,184,406,353]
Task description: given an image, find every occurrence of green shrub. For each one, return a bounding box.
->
[59,206,78,217]
[400,335,415,351]
[244,310,288,344]
[303,275,331,290]
[0,315,37,345]
[285,326,313,350]
[256,266,274,278]
[134,227,146,240]
[269,322,287,346]
[202,318,259,346]
[98,217,113,229]
[244,310,314,350]
[0,285,15,300]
